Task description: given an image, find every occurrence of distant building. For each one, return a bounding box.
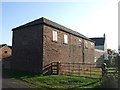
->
[0,44,12,69]
[11,17,95,73]
[0,44,12,59]
[94,49,104,67]
[90,34,108,66]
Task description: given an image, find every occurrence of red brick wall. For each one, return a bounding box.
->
[12,23,95,73]
[12,24,43,73]
[43,25,95,67]
[84,40,95,63]
[0,45,12,59]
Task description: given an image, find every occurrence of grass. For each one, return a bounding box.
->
[96,75,118,88]
[3,67,118,89]
[2,68,101,89]
[60,68,102,79]
[106,67,118,78]
[96,67,119,88]
[20,75,101,89]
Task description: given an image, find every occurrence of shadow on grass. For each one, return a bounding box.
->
[5,68,119,89]
[2,68,106,89]
[2,68,42,79]
[94,76,118,88]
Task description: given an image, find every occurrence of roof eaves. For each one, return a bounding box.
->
[0,44,7,48]
[89,37,105,45]
[11,17,94,42]
[12,17,44,31]
[43,18,95,42]
[8,46,12,49]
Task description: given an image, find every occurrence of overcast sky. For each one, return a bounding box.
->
[1,0,119,51]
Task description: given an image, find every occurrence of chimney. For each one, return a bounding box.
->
[103,33,106,38]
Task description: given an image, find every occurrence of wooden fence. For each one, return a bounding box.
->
[106,67,118,78]
[42,62,102,78]
[59,62,102,78]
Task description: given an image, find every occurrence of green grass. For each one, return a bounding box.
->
[95,67,119,88]
[60,68,102,79]
[2,68,101,89]
[3,67,118,89]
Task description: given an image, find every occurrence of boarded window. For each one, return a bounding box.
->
[64,34,68,44]
[52,31,57,42]
[85,41,88,48]
[79,39,82,46]
[94,57,97,62]
[90,42,94,49]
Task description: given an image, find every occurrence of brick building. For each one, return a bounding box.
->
[11,17,95,73]
[0,44,12,59]
[0,44,12,69]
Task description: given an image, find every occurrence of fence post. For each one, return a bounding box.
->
[51,62,53,75]
[79,63,81,76]
[102,63,107,78]
[69,63,70,75]
[57,62,60,75]
[90,64,91,77]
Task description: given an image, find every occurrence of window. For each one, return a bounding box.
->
[4,51,7,53]
[79,39,82,46]
[52,31,57,42]
[94,57,97,62]
[90,42,94,49]
[85,41,88,48]
[64,34,68,44]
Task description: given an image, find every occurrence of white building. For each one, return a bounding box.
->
[90,34,108,62]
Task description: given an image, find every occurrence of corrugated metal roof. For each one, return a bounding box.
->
[12,17,94,42]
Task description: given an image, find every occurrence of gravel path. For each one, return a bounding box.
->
[2,75,29,89]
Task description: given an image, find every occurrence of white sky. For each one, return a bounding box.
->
[69,0,119,51]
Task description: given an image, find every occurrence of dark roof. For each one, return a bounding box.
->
[0,44,12,49]
[89,37,105,46]
[0,44,7,48]
[8,46,12,49]
[12,17,94,42]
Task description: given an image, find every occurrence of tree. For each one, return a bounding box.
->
[107,49,118,67]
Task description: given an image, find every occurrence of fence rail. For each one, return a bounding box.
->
[42,62,119,79]
[42,62,103,78]
[106,67,118,78]
[59,62,102,78]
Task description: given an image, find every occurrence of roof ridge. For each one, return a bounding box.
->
[42,17,93,42]
[0,44,7,48]
[12,17,94,42]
